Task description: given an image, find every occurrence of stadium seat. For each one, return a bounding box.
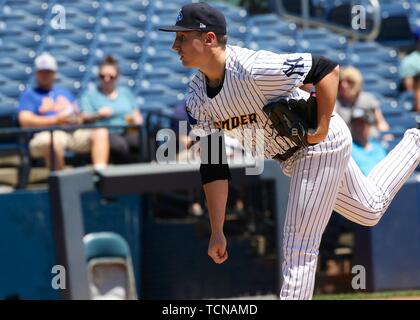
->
[153,1,180,16]
[299,27,330,39]
[141,67,189,90]
[124,13,149,29]
[136,83,184,108]
[0,95,17,108]
[149,13,179,30]
[54,76,82,96]
[123,0,151,13]
[0,58,31,82]
[247,24,296,44]
[48,28,94,46]
[398,91,414,112]
[59,63,87,79]
[281,0,319,17]
[1,8,37,22]
[62,1,100,16]
[379,99,404,117]
[364,81,399,98]
[248,38,296,52]
[103,2,132,18]
[225,12,248,25]
[115,29,146,45]
[9,15,45,32]
[0,28,41,48]
[118,63,140,77]
[377,3,414,47]
[371,65,399,82]
[349,42,399,64]
[317,35,347,51]
[148,31,175,47]
[100,19,137,35]
[227,23,248,40]
[324,50,348,64]
[83,232,137,300]
[98,42,142,60]
[247,13,281,27]
[11,2,49,18]
[142,59,189,75]
[248,28,286,42]
[0,105,31,189]
[116,76,136,89]
[63,17,96,32]
[44,39,90,62]
[385,112,418,129]
[149,76,190,92]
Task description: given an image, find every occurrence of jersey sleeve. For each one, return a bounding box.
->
[251,51,313,101]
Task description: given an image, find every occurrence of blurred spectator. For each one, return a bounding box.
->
[335,66,389,135]
[79,56,144,164]
[17,53,109,171]
[413,73,420,112]
[350,108,387,176]
[399,27,420,92]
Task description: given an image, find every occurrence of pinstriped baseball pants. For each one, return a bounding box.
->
[279,114,420,300]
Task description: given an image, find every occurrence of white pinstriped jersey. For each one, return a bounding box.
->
[186,45,313,159]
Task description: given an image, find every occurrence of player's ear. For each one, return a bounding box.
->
[203,32,216,46]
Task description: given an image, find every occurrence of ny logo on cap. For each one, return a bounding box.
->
[199,23,206,28]
[176,10,183,22]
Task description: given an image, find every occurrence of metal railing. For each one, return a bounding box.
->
[0,123,143,173]
[275,0,382,42]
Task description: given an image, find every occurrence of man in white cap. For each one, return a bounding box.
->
[18,53,110,171]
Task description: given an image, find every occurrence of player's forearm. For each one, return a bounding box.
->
[18,112,59,128]
[312,65,340,141]
[203,179,228,233]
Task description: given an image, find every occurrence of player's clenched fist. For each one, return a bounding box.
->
[208,231,228,264]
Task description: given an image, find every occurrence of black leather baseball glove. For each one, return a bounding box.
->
[262,95,318,149]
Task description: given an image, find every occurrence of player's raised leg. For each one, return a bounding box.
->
[334,128,420,226]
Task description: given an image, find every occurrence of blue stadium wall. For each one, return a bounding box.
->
[0,188,278,300]
[1,176,420,299]
[0,190,141,300]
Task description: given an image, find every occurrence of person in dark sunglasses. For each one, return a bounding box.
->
[79,55,144,164]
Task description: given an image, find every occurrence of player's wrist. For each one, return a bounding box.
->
[210,226,225,235]
[307,128,327,144]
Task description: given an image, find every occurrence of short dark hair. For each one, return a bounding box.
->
[196,31,228,47]
[216,34,228,46]
[100,55,119,74]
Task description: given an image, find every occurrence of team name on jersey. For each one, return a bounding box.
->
[214,113,257,131]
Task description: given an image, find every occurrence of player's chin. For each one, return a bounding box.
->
[181,60,194,68]
[180,58,197,68]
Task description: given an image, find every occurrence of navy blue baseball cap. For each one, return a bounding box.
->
[159,3,227,35]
